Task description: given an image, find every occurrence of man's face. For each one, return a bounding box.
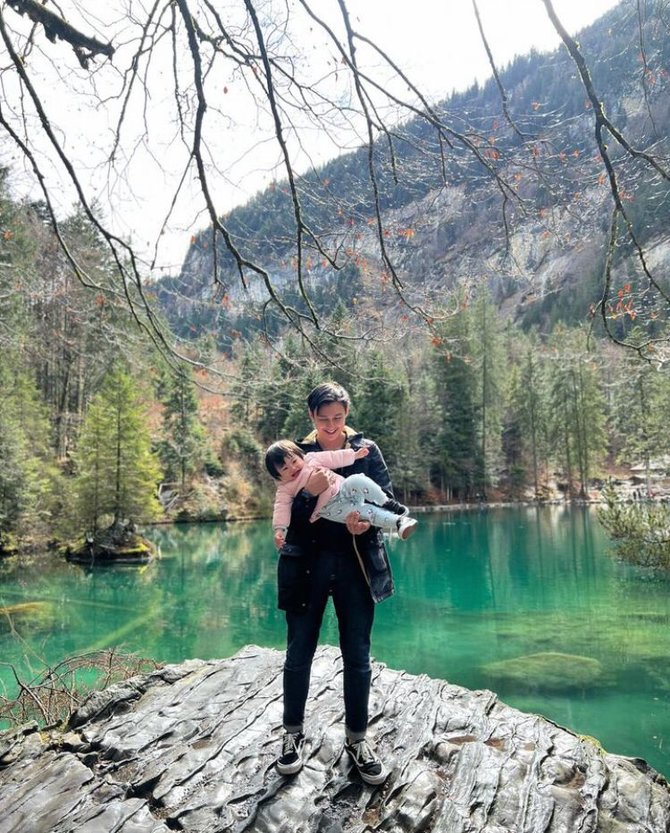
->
[310,402,348,450]
[277,454,305,483]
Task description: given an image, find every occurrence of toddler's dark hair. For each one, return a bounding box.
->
[265,440,305,479]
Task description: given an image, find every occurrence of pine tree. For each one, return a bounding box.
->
[504,330,549,498]
[546,327,607,498]
[429,308,481,501]
[468,290,507,497]
[75,365,162,533]
[393,342,434,502]
[0,399,31,538]
[353,348,408,473]
[158,368,208,491]
[0,360,60,543]
[230,334,313,444]
[609,349,670,495]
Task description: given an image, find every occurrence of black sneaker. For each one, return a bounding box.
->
[382,497,409,517]
[276,731,305,775]
[345,738,387,785]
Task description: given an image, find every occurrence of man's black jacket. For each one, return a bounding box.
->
[277,430,396,612]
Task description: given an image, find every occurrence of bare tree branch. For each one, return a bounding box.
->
[1,0,669,372]
[6,0,114,67]
[542,0,670,359]
[471,0,526,140]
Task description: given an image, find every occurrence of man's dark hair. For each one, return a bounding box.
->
[265,440,305,480]
[307,381,350,415]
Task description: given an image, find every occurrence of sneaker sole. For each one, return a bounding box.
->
[399,522,417,540]
[358,767,388,785]
[276,758,304,775]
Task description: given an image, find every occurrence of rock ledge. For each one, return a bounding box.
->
[1,645,668,832]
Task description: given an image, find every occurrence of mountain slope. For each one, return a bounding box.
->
[155,1,670,347]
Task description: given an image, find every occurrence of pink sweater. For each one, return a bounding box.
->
[272,448,357,528]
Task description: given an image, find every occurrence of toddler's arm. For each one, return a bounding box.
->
[274,526,287,549]
[354,447,369,460]
[272,486,294,532]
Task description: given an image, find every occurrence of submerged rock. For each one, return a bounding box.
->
[0,601,54,634]
[0,645,668,832]
[483,651,605,692]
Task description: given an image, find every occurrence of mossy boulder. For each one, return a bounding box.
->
[483,651,605,693]
[65,521,159,565]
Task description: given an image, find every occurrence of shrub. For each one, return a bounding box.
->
[0,648,160,729]
[597,485,670,568]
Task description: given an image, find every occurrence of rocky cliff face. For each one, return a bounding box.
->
[161,3,670,346]
[1,645,668,832]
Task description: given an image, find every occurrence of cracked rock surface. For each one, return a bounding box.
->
[1,645,668,832]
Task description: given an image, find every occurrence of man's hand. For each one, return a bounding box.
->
[304,468,330,496]
[345,510,371,535]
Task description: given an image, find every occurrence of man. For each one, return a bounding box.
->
[275,381,407,784]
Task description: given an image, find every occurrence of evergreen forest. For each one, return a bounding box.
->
[2,0,670,554]
[2,154,669,554]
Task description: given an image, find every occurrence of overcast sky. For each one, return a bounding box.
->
[349,0,622,100]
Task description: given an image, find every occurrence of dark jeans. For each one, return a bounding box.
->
[283,546,375,737]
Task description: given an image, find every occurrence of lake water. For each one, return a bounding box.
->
[1,506,670,777]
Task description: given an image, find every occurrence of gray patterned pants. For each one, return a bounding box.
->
[317,473,399,533]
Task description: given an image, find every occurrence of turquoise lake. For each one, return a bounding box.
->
[1,505,669,777]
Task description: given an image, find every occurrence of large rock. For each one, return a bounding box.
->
[0,645,668,832]
[65,521,159,565]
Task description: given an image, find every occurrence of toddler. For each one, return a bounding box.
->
[265,440,417,548]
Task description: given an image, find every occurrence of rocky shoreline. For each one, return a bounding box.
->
[1,645,668,832]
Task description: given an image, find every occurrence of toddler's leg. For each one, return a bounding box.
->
[357,503,403,533]
[317,492,355,524]
[338,474,417,538]
[334,476,398,532]
[338,473,388,506]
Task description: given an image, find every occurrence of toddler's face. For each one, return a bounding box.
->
[277,454,305,483]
